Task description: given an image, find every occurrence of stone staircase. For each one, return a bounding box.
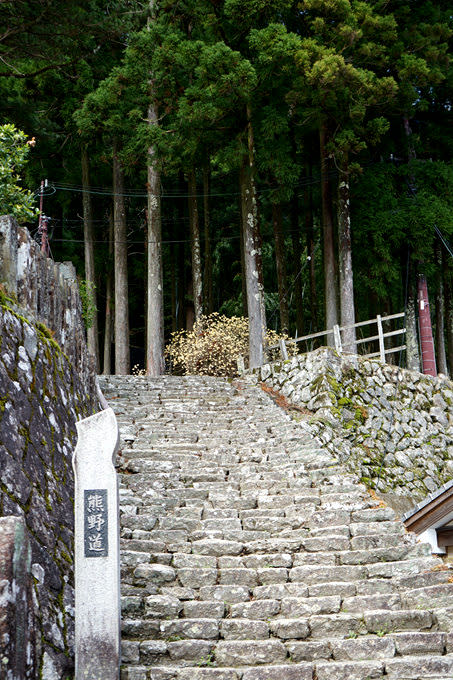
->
[99,374,453,680]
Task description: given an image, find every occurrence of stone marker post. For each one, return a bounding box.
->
[72,407,120,679]
[0,214,18,295]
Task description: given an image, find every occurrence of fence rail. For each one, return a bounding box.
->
[268,311,406,365]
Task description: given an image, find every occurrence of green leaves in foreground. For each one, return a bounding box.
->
[0,124,38,223]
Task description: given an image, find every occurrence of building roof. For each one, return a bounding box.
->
[402,479,453,535]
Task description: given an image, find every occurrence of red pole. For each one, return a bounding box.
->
[418,273,437,376]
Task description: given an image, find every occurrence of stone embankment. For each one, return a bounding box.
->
[252,347,453,502]
[0,299,96,678]
[0,216,98,678]
[100,374,453,680]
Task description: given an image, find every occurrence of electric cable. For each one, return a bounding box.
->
[435,226,453,260]
[45,159,379,200]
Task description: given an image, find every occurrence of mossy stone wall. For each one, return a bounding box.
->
[252,347,453,506]
[0,303,96,679]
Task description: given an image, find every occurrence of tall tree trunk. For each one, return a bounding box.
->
[203,158,213,315]
[403,116,417,163]
[241,103,266,368]
[188,168,203,321]
[145,0,164,375]
[304,166,318,331]
[320,123,338,341]
[103,209,114,375]
[177,174,186,331]
[406,264,421,371]
[146,100,164,376]
[337,157,356,353]
[402,117,421,372]
[272,202,289,332]
[170,241,177,333]
[168,196,177,333]
[239,197,248,317]
[81,145,99,371]
[402,117,421,371]
[186,279,195,331]
[436,239,448,374]
[112,140,130,374]
[290,193,304,336]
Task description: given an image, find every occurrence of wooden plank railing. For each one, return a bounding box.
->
[266,311,406,365]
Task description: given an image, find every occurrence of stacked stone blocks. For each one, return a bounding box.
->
[100,374,453,680]
[253,347,453,500]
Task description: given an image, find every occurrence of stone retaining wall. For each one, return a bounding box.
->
[0,301,96,678]
[251,347,453,505]
[0,216,98,679]
[0,214,93,381]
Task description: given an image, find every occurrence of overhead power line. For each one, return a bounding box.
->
[435,226,453,260]
[50,221,321,248]
[47,165,355,200]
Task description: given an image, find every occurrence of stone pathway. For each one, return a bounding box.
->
[99,374,453,680]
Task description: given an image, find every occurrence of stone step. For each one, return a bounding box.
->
[402,583,453,609]
[106,374,453,680]
[119,654,453,680]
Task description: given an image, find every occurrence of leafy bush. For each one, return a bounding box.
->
[166,313,297,377]
[0,124,38,222]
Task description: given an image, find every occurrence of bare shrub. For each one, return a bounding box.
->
[166,313,296,377]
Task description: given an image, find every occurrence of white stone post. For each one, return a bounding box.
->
[279,338,288,361]
[0,214,18,296]
[376,314,386,363]
[333,324,342,353]
[72,407,120,679]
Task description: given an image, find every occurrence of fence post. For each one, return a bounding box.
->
[376,314,385,363]
[237,355,245,375]
[72,407,120,680]
[279,338,288,361]
[333,325,342,353]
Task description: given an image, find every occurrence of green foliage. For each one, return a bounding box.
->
[0,124,38,222]
[1,0,453,367]
[78,280,98,330]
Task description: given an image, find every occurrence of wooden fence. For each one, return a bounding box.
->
[269,312,406,363]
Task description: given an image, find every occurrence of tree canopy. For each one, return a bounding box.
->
[1,0,452,373]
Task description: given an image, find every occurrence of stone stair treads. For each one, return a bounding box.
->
[98,375,453,680]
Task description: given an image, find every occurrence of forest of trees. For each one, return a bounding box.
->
[2,0,453,375]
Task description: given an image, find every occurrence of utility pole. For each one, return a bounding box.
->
[41,216,50,256]
[38,179,49,255]
[418,273,437,377]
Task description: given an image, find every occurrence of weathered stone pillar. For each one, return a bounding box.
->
[0,214,17,296]
[72,407,120,679]
[0,516,35,679]
[17,228,38,317]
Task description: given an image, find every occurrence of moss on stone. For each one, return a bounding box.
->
[326,375,340,392]
[354,405,368,423]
